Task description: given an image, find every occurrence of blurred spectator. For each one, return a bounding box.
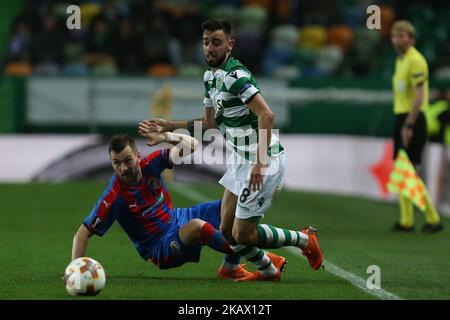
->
[297,0,339,26]
[6,21,32,64]
[116,18,144,74]
[141,14,171,68]
[31,13,65,75]
[13,3,40,32]
[427,88,450,144]
[84,16,117,74]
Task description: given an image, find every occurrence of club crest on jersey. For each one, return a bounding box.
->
[147,177,161,190]
[170,241,180,250]
[215,76,223,89]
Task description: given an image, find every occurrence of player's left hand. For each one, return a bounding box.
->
[249,163,266,192]
[401,126,413,148]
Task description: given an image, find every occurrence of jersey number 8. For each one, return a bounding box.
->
[239,188,251,203]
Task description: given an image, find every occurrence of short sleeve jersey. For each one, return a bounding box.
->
[203,57,284,160]
[392,46,429,114]
[83,149,174,257]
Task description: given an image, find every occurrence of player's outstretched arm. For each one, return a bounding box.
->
[72,224,92,260]
[138,120,199,163]
[145,107,217,135]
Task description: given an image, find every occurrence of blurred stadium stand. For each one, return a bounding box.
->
[1,0,449,80]
[1,0,450,140]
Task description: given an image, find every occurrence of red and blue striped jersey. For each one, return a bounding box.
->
[83,149,174,257]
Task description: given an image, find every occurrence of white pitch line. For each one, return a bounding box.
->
[169,183,403,300]
[170,183,213,203]
[284,247,402,300]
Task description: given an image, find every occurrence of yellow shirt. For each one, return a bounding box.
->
[392,46,429,114]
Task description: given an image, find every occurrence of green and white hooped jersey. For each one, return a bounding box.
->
[203,57,284,161]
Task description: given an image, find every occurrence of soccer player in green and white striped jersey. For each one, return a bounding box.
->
[146,19,323,281]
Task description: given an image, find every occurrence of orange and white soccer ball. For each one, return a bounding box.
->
[64,257,106,296]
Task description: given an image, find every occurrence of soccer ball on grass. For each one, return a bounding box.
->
[64,257,106,296]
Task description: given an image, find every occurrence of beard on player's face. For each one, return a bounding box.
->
[120,165,139,185]
[205,49,227,68]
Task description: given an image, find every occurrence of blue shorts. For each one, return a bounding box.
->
[145,200,222,269]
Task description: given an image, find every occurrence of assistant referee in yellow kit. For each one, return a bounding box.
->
[390,20,443,233]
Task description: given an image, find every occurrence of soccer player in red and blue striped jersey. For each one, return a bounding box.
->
[71,126,251,278]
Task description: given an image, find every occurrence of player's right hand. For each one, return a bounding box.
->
[146,118,172,133]
[138,120,166,146]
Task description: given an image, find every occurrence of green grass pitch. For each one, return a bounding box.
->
[1,181,449,300]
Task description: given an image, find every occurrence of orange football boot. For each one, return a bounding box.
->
[234,270,281,282]
[234,252,286,282]
[266,251,287,272]
[300,226,323,270]
[217,264,253,280]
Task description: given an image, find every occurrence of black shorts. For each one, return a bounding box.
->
[393,112,427,165]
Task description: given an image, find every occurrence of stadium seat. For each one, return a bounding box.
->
[327,25,353,53]
[147,63,177,77]
[261,45,293,76]
[234,26,263,54]
[4,62,33,76]
[299,25,328,51]
[435,66,450,81]
[211,5,238,24]
[316,45,344,75]
[408,4,435,24]
[272,64,301,80]
[33,63,61,76]
[300,65,327,78]
[80,3,102,28]
[379,5,395,39]
[215,0,243,7]
[419,41,437,66]
[244,0,271,10]
[64,63,89,76]
[353,27,381,56]
[342,6,365,28]
[53,2,73,18]
[293,47,316,68]
[237,4,267,31]
[177,64,203,77]
[274,0,291,22]
[91,62,118,76]
[270,24,299,49]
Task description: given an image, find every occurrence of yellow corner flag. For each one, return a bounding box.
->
[387,149,427,211]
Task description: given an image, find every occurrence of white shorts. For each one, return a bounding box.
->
[219,152,286,220]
